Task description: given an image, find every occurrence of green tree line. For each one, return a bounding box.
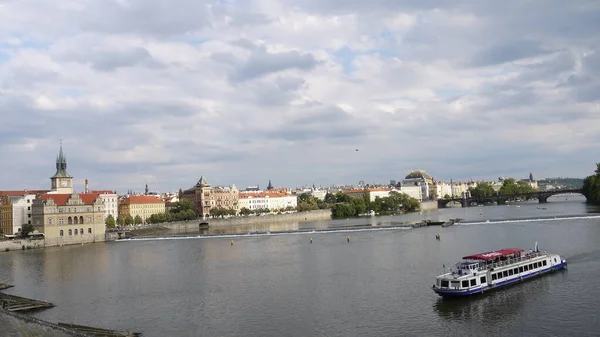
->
[466,179,536,199]
[582,163,600,205]
[329,191,420,219]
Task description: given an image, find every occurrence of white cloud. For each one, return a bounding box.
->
[0,0,599,192]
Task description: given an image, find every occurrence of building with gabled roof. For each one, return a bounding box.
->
[179,175,213,218]
[32,192,106,247]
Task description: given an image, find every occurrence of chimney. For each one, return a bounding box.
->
[85,179,89,194]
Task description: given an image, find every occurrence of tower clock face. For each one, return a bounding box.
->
[61,181,68,187]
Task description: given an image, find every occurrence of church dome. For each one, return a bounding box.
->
[404,170,432,181]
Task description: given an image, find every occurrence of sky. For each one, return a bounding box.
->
[1,0,599,193]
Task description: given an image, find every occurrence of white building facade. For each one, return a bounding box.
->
[92,190,119,220]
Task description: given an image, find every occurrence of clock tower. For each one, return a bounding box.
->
[49,142,74,194]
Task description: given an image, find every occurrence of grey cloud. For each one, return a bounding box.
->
[229,47,319,82]
[468,40,553,67]
[259,105,373,142]
[582,51,600,75]
[52,43,161,72]
[249,76,306,106]
[78,0,213,37]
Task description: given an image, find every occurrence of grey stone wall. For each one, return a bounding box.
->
[0,308,90,336]
[420,201,439,211]
[0,239,44,252]
[161,209,332,230]
[43,234,106,248]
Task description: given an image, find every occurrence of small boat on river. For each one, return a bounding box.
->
[432,244,567,298]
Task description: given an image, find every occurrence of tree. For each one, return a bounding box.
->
[124,215,134,226]
[582,163,600,205]
[239,207,252,216]
[20,224,35,238]
[116,216,125,226]
[171,199,194,213]
[134,215,143,224]
[468,182,496,198]
[105,215,116,228]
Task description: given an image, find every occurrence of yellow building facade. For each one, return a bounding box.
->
[32,193,106,247]
[118,195,166,222]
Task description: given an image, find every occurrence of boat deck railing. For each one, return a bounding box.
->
[475,250,547,272]
[443,250,550,279]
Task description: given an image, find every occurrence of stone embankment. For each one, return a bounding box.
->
[420,201,438,211]
[0,238,44,252]
[162,209,332,230]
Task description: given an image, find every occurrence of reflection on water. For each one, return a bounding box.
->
[433,272,558,322]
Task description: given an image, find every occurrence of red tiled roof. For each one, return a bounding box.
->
[239,192,290,199]
[90,190,116,194]
[0,190,50,197]
[120,195,165,205]
[40,193,99,206]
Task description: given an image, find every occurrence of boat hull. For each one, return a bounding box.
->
[432,260,567,298]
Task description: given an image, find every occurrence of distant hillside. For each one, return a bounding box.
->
[538,177,584,189]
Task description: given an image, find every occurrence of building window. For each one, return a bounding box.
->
[58,218,64,225]
[88,217,92,223]
[68,229,72,236]
[80,228,83,235]
[80,216,84,224]
[60,230,64,237]
[74,217,79,225]
[74,229,78,235]
[68,217,73,225]
[48,218,52,225]
[88,228,92,234]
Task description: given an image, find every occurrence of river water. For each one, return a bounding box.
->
[1,195,599,337]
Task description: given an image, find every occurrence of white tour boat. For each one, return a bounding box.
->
[432,244,567,297]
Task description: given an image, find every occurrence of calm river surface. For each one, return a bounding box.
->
[1,195,600,337]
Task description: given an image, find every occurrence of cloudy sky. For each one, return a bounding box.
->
[1,0,599,193]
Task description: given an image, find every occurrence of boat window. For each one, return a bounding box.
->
[513,268,518,274]
[524,265,528,271]
[470,279,476,286]
[451,281,460,288]
[503,270,508,278]
[462,280,469,288]
[519,266,524,273]
[543,260,547,266]
[441,280,449,288]
[492,274,497,281]
[508,269,514,276]
[480,276,486,284]
[529,264,533,270]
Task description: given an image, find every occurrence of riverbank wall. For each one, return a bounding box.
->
[0,239,44,252]
[160,209,332,230]
[420,201,438,212]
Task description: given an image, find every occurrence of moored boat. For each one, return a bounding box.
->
[432,244,567,298]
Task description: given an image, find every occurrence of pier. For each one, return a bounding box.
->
[0,292,54,312]
[58,322,141,336]
[0,283,14,290]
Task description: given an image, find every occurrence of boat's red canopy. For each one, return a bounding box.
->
[463,248,524,261]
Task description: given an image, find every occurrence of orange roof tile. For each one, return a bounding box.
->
[40,193,99,206]
[0,190,50,197]
[90,190,116,194]
[238,192,291,199]
[120,195,165,205]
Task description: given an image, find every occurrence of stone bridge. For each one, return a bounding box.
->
[437,189,583,208]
